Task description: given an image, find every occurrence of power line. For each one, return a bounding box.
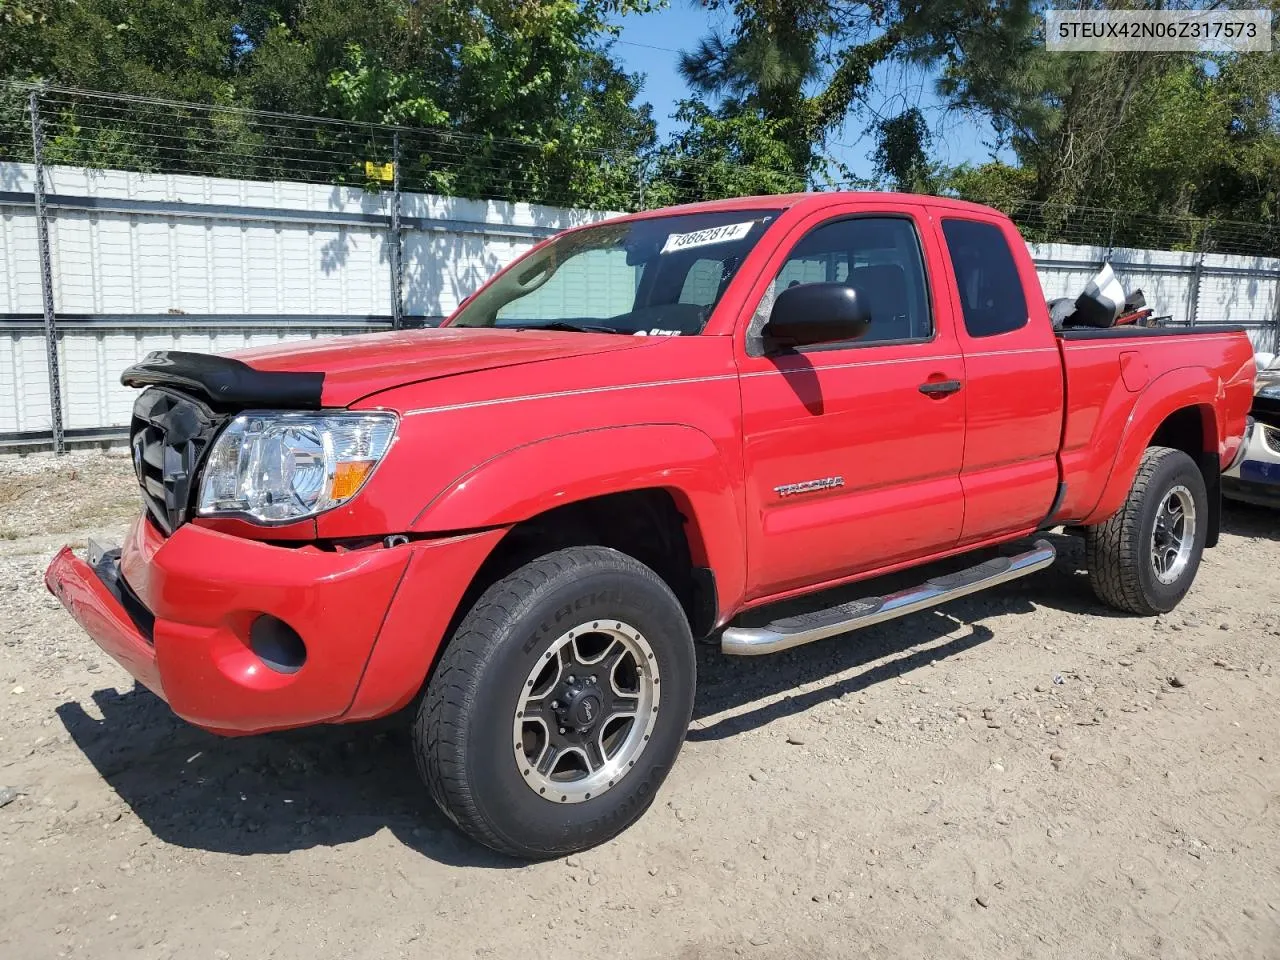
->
[613,39,685,54]
[1,82,1273,255]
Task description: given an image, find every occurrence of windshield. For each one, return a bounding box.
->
[448,209,781,336]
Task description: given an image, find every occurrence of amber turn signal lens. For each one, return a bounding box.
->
[331,460,375,501]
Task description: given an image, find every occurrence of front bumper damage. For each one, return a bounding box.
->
[46,516,504,734]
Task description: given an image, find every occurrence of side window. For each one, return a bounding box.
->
[777,252,842,289]
[752,217,931,345]
[940,219,1029,338]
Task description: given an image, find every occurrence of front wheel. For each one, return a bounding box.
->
[415,546,695,859]
[1085,445,1208,615]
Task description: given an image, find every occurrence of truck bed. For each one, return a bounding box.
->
[1052,325,1256,525]
[1058,324,1248,341]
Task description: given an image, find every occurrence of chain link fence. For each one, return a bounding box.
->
[1,83,655,211]
[6,82,1279,254]
[2,82,1278,452]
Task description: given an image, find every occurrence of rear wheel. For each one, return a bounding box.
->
[415,546,695,859]
[1085,445,1207,615]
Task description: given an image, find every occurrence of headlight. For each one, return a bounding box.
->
[198,411,397,523]
[1259,383,1280,400]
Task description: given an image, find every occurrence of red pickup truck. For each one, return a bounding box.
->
[46,193,1256,858]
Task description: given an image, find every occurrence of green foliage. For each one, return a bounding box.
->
[0,0,659,209]
[1119,54,1280,224]
[1,0,245,100]
[921,1,1280,229]
[666,1,1033,196]
[0,0,1275,241]
[647,99,811,205]
[871,107,939,194]
[673,0,875,187]
[941,162,1035,209]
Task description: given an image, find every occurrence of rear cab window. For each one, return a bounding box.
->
[940,219,1030,338]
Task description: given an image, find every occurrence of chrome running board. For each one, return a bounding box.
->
[721,539,1057,656]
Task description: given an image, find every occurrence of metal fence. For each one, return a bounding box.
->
[2,83,1279,452]
[0,157,625,449]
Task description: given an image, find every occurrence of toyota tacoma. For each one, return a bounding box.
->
[46,192,1257,858]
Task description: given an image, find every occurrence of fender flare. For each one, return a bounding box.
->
[410,423,746,619]
[1082,365,1223,526]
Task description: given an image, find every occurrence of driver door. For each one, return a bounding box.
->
[736,204,967,600]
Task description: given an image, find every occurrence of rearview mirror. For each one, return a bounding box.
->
[625,238,661,265]
[762,282,871,349]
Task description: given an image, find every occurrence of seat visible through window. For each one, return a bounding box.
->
[752,215,932,346]
[848,263,913,341]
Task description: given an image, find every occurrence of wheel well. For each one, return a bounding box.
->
[465,489,717,639]
[1148,404,1221,548]
[1150,406,1210,460]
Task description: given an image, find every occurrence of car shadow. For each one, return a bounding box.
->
[1222,500,1280,541]
[55,690,515,869]
[52,535,1132,861]
[689,610,997,741]
[688,533,1130,740]
[1012,531,1134,618]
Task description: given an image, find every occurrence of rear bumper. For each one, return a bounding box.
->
[1224,419,1280,477]
[1222,475,1280,508]
[1223,419,1280,508]
[46,517,504,735]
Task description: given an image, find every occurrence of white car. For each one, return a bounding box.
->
[1224,352,1280,508]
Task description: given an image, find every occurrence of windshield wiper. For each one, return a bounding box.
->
[511,321,625,335]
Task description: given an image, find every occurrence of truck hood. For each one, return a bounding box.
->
[232,327,650,407]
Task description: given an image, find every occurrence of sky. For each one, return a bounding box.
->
[607,2,1013,183]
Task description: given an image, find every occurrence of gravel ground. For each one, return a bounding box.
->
[1,453,1278,960]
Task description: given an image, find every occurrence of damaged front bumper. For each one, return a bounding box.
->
[45,516,504,734]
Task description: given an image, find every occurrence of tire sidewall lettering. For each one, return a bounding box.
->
[524,586,640,654]
[581,763,666,835]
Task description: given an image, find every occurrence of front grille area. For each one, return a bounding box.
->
[129,388,223,535]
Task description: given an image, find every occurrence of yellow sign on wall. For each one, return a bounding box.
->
[364,160,396,183]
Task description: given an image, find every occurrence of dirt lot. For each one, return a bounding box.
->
[1,452,1278,960]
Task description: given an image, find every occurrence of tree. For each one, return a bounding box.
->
[671,0,899,187]
[665,1,1037,194]
[871,106,939,193]
[648,98,811,205]
[0,0,245,100]
[0,1,661,208]
[918,0,1280,227]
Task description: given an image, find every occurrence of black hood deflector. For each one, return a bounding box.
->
[121,351,325,410]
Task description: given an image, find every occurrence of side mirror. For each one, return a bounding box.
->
[761,282,871,349]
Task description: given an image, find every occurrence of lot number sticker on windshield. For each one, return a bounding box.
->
[661,221,755,254]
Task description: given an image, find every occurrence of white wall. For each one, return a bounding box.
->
[1,162,1277,438]
[0,162,620,436]
[0,162,617,321]
[1028,241,1280,336]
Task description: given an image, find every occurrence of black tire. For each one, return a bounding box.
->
[1084,446,1208,615]
[415,546,695,859]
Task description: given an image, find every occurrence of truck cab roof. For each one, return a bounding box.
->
[612,191,1006,223]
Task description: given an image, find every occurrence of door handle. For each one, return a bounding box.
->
[919,379,963,397]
